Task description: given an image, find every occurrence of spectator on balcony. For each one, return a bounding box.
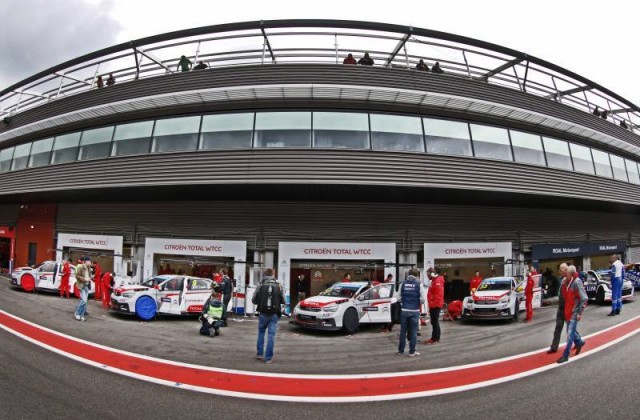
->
[177,55,193,72]
[193,61,208,70]
[592,106,601,117]
[600,110,608,120]
[96,76,104,88]
[106,73,116,86]
[415,59,429,72]
[620,120,629,129]
[432,62,444,74]
[343,53,357,65]
[358,52,375,66]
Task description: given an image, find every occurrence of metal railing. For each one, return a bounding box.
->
[1,19,638,133]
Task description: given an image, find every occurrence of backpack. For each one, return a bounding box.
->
[257,282,281,315]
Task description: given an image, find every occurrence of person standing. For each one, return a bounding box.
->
[469,271,483,293]
[396,268,425,357]
[525,268,536,322]
[425,270,444,344]
[342,273,352,282]
[548,263,568,353]
[609,254,624,316]
[101,271,113,310]
[93,261,102,301]
[74,257,92,321]
[177,55,192,72]
[295,274,307,303]
[59,258,72,298]
[106,73,116,86]
[252,268,285,364]
[557,265,588,363]
[220,269,233,326]
[358,52,375,66]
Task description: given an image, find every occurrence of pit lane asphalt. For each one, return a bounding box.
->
[1,278,637,375]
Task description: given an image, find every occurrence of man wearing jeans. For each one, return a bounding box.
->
[252,268,285,364]
[74,256,92,321]
[397,267,425,357]
[557,265,588,364]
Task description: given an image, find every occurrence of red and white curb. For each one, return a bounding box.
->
[1,309,639,402]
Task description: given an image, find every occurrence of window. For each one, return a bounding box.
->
[78,126,114,160]
[11,143,31,170]
[200,113,254,150]
[370,114,423,152]
[51,132,81,164]
[591,149,613,178]
[0,147,14,172]
[111,121,154,157]
[610,154,628,181]
[151,116,200,153]
[542,137,572,170]
[424,118,472,156]
[509,130,545,165]
[28,138,54,168]
[625,159,640,184]
[469,124,512,161]
[569,143,594,175]
[313,112,369,149]
[254,112,311,148]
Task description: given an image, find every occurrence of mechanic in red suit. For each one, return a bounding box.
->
[59,258,72,298]
[469,270,483,294]
[425,271,445,344]
[93,261,102,300]
[101,271,113,310]
[525,268,536,322]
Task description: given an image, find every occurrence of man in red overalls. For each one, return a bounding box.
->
[93,262,102,300]
[101,271,113,310]
[525,268,536,322]
[470,271,483,294]
[59,258,72,298]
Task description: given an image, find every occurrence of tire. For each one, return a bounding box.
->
[135,296,157,321]
[513,301,520,322]
[596,287,605,306]
[21,273,35,293]
[342,308,359,334]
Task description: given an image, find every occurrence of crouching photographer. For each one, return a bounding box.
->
[199,285,224,337]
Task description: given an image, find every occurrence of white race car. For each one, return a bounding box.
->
[110,275,214,321]
[462,277,524,321]
[291,282,397,333]
[583,269,634,305]
[11,260,95,297]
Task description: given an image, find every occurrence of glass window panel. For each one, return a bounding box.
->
[151,116,201,153]
[11,143,31,170]
[469,124,512,161]
[610,154,628,181]
[569,143,594,175]
[28,137,54,168]
[370,114,423,152]
[200,113,254,150]
[542,137,572,170]
[625,159,640,184]
[0,147,15,172]
[591,149,613,178]
[78,126,114,160]
[314,112,369,149]
[424,118,472,156]
[509,130,545,165]
[111,121,154,157]
[51,132,81,164]
[254,112,311,148]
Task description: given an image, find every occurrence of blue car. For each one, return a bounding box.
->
[625,263,640,290]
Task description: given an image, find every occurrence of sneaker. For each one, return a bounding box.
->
[556,356,569,364]
[546,348,558,354]
[607,312,616,316]
[75,315,81,321]
[80,317,86,322]
[424,339,439,345]
[214,329,220,337]
[407,352,421,357]
[209,328,216,337]
[256,355,264,360]
[264,359,273,364]
[574,341,585,355]
[615,310,621,315]
[396,352,405,356]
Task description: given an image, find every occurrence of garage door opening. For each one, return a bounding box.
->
[155,255,234,280]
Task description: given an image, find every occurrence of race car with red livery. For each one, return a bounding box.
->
[291,281,397,333]
[110,275,214,321]
[462,277,524,321]
[11,260,95,297]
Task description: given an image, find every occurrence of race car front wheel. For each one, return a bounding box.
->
[135,296,157,321]
[596,287,605,305]
[342,308,359,334]
[21,273,35,293]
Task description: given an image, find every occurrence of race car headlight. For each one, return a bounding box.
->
[122,291,135,298]
[499,296,510,304]
[323,305,339,313]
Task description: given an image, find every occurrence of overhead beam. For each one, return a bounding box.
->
[610,107,634,114]
[479,56,525,81]
[260,26,276,63]
[385,31,411,66]
[13,89,49,99]
[545,84,593,100]
[53,72,92,86]
[137,47,173,73]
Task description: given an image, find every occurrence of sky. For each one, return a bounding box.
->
[1,0,639,105]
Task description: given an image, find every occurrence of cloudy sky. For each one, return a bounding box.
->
[1,0,639,104]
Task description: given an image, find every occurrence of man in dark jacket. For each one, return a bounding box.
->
[252,268,285,364]
[397,268,425,356]
[220,269,233,326]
